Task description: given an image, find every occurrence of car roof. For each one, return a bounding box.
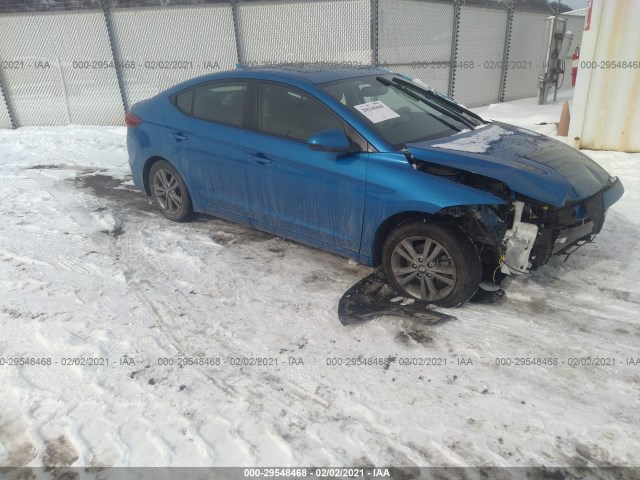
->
[235,65,389,84]
[163,65,391,96]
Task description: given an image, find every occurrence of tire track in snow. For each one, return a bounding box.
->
[66,170,460,466]
[21,160,640,467]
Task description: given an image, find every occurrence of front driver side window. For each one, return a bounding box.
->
[257,83,344,142]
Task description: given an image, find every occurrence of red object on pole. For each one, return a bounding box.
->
[571,48,580,86]
[585,0,593,30]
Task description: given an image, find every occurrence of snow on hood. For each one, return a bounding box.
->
[431,124,514,154]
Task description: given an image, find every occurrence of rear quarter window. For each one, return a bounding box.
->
[175,89,194,115]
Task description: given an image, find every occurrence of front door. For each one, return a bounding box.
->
[244,82,367,252]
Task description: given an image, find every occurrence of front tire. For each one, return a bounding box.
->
[149,160,193,222]
[382,221,481,307]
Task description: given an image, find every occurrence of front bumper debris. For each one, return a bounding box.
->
[532,176,624,267]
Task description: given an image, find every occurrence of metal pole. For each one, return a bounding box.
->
[56,55,72,124]
[447,0,460,98]
[552,3,561,102]
[498,5,514,102]
[370,0,379,67]
[231,0,243,66]
[102,0,129,112]
[0,65,17,128]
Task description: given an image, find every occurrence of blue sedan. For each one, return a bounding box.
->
[126,66,624,307]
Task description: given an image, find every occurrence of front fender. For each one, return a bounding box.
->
[360,152,507,259]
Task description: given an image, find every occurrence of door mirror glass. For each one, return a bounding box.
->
[307,129,351,152]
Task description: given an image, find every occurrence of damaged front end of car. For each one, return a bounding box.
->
[507,174,623,270]
[405,148,624,283]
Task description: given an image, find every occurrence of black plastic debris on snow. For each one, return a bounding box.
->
[338,271,457,326]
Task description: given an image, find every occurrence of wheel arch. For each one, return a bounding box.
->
[371,204,498,267]
[372,211,441,267]
[142,155,170,195]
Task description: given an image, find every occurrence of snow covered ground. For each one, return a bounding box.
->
[0,93,639,470]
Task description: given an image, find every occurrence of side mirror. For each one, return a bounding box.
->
[307,129,351,153]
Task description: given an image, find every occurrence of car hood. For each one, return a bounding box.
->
[406,122,610,207]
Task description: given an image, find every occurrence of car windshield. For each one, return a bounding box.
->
[321,74,487,149]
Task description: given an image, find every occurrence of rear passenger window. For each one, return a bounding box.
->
[175,89,194,115]
[192,82,248,127]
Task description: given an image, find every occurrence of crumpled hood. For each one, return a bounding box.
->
[406,122,611,207]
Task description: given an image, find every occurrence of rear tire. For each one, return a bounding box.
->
[149,160,193,222]
[382,220,481,307]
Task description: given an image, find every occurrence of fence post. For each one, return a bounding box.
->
[370,0,379,66]
[498,5,514,102]
[102,0,129,112]
[55,55,72,124]
[447,0,460,98]
[231,0,243,65]
[0,69,17,128]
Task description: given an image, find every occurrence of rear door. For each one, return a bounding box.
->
[165,80,250,215]
[243,81,368,252]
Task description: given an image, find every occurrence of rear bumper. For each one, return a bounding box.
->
[127,131,146,192]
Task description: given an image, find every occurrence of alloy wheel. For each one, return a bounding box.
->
[152,168,183,214]
[390,235,457,301]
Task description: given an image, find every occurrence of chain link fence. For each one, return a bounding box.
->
[454,5,510,107]
[238,0,371,65]
[0,8,124,126]
[0,0,585,127]
[377,0,455,94]
[504,10,548,101]
[0,83,12,128]
[109,2,238,108]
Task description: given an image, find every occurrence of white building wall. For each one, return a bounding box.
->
[569,0,640,152]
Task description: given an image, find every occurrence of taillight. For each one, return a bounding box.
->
[125,111,143,128]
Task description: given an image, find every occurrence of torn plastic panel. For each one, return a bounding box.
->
[528,175,623,266]
[432,175,624,281]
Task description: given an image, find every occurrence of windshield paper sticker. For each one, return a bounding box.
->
[354,101,400,123]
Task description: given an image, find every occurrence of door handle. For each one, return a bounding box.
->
[171,131,187,142]
[250,153,273,165]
